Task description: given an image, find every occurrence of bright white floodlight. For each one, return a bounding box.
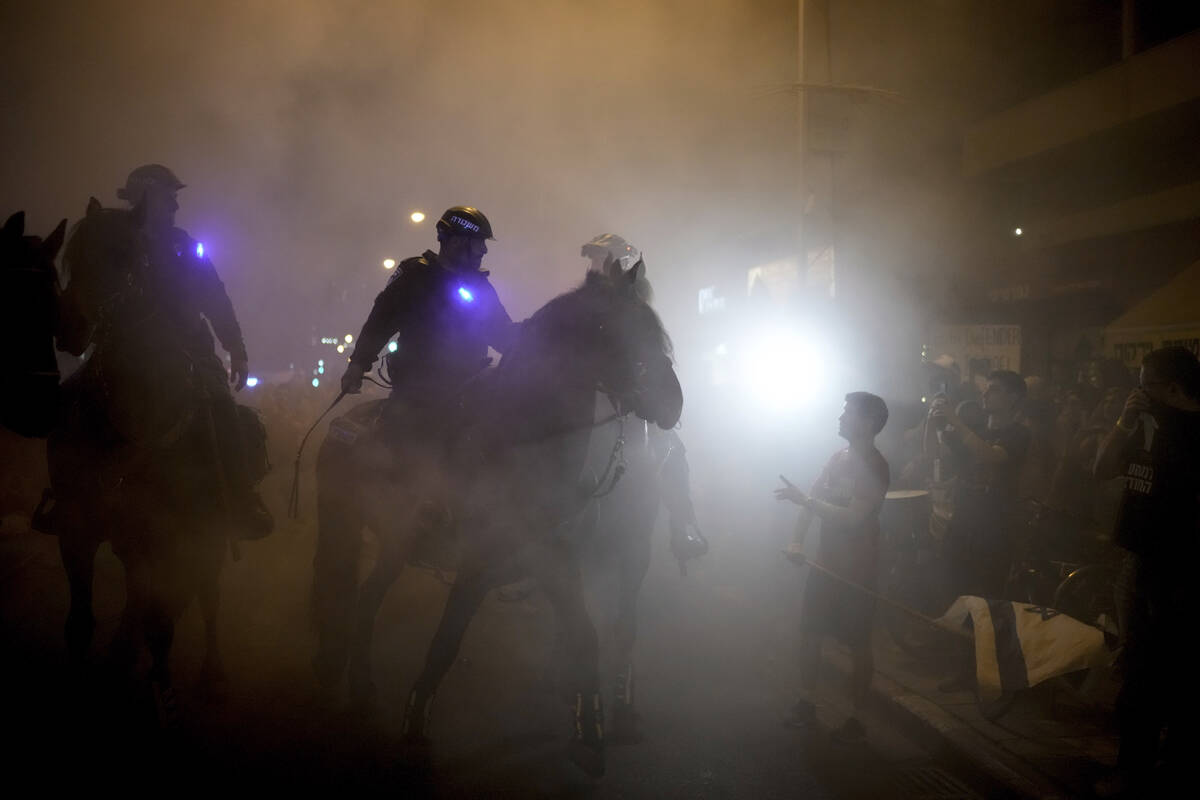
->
[740,326,825,415]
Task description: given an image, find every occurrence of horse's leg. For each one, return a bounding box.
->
[346,529,407,709]
[311,463,368,690]
[109,546,147,678]
[118,544,178,729]
[609,508,655,744]
[58,529,100,668]
[144,592,179,730]
[402,557,496,742]
[196,536,228,696]
[531,538,604,777]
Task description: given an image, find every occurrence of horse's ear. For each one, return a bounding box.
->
[41,218,68,260]
[130,194,148,227]
[86,197,102,217]
[627,257,645,286]
[4,211,25,238]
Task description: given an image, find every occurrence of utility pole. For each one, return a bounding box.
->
[795,0,807,273]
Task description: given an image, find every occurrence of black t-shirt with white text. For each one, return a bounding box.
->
[1111,406,1200,557]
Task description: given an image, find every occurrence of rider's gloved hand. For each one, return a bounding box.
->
[341,363,365,394]
[669,520,708,567]
[230,358,249,391]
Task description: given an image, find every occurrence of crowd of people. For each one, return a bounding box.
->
[775,348,1200,796]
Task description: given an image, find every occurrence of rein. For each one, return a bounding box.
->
[587,414,627,499]
[286,390,348,519]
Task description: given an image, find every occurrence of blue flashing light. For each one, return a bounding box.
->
[195,242,205,258]
[457,286,474,303]
[246,376,259,388]
[311,377,320,388]
[387,341,398,353]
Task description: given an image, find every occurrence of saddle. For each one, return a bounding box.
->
[326,396,464,572]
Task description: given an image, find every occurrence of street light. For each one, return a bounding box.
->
[410,211,425,224]
[1014,227,1023,236]
[383,258,396,269]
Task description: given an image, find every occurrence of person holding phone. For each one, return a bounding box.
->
[1092,347,1200,797]
[929,370,1029,695]
[775,392,890,742]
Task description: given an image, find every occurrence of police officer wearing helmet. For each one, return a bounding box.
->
[117,163,272,537]
[579,234,706,568]
[341,206,516,413]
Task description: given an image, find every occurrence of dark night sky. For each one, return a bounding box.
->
[1,0,804,368]
[0,1,1156,374]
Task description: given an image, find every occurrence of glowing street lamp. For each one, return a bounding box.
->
[344,334,353,343]
[410,211,425,224]
[1014,227,1023,236]
[383,258,396,270]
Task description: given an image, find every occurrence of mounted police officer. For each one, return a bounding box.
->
[117,164,272,537]
[580,233,705,565]
[340,206,516,446]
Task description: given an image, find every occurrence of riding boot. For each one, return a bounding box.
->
[567,691,606,777]
[401,688,435,742]
[203,375,273,540]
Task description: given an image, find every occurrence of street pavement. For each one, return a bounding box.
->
[0,458,996,799]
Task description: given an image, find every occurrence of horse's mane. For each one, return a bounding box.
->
[522,270,673,361]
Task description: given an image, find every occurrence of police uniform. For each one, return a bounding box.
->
[112,164,269,536]
[349,250,513,404]
[143,227,247,372]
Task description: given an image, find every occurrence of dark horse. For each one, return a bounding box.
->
[1,210,67,438]
[311,262,682,775]
[44,199,235,716]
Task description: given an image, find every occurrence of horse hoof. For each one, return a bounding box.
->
[347,678,377,714]
[152,681,180,731]
[566,740,605,778]
[312,647,347,691]
[608,706,643,746]
[197,664,229,701]
[64,615,95,665]
[568,692,606,776]
[398,734,433,777]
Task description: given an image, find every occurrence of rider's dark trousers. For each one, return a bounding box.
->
[1115,552,1196,781]
[193,352,254,502]
[655,430,696,526]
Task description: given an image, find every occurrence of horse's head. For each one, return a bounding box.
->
[533,257,682,429]
[2,211,69,436]
[62,197,146,290]
[2,210,67,275]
